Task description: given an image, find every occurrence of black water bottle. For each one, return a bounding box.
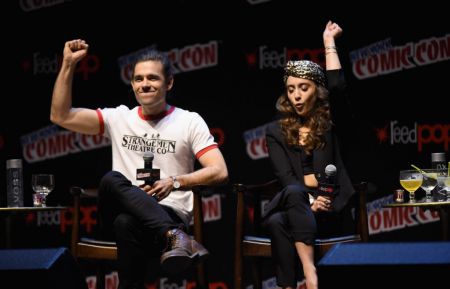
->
[6,159,24,207]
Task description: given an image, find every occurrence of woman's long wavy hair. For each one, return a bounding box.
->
[276,84,332,154]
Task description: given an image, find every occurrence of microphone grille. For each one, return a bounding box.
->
[325,164,337,176]
[143,152,154,161]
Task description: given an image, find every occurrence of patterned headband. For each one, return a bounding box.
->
[283,60,326,87]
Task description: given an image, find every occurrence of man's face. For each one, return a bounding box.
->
[131,60,173,107]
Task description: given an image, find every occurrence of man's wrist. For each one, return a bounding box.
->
[171,176,181,189]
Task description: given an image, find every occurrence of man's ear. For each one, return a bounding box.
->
[166,77,174,91]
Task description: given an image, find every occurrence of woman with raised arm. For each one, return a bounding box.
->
[263,21,354,289]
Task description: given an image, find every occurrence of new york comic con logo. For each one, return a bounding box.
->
[122,134,176,154]
[375,120,450,152]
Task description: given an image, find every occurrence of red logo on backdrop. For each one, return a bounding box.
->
[243,124,269,160]
[375,121,450,152]
[85,267,230,289]
[210,127,225,147]
[246,53,257,67]
[350,34,449,80]
[26,206,97,235]
[374,124,389,143]
[369,204,439,235]
[22,53,100,80]
[31,199,220,235]
[364,196,439,236]
[246,46,325,69]
[21,125,111,163]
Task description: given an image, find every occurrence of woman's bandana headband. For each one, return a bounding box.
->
[284,60,326,87]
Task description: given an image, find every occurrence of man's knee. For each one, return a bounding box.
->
[99,170,127,190]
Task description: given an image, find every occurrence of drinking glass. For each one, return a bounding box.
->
[420,169,439,201]
[399,170,422,203]
[32,174,55,207]
[437,174,450,201]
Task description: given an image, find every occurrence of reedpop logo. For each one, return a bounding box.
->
[375,120,450,152]
[22,52,100,80]
[246,46,325,70]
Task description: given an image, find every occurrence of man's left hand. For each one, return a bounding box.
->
[146,178,173,201]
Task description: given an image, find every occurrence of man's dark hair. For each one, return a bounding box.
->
[131,50,173,82]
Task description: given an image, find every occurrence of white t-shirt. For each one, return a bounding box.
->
[98,105,217,223]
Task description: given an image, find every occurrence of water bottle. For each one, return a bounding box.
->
[431,153,447,200]
[431,152,447,171]
[6,159,24,207]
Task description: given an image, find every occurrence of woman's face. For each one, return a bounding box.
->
[286,76,317,117]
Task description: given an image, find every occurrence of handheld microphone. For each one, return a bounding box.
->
[143,153,154,171]
[325,164,337,184]
[143,152,154,186]
[317,164,338,197]
[137,152,155,185]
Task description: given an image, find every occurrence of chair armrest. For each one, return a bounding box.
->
[70,186,98,198]
[80,237,117,247]
[234,180,281,199]
[243,236,271,244]
[248,180,281,198]
[315,234,361,245]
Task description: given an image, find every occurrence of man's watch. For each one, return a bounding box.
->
[171,176,181,189]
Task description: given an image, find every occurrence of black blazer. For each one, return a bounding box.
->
[264,69,354,213]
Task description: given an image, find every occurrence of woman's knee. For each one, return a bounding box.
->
[284,185,309,203]
[264,212,286,235]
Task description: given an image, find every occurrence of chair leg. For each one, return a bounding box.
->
[250,258,262,289]
[96,263,105,289]
[196,261,208,289]
[234,255,243,289]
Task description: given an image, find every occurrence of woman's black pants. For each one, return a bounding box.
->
[263,185,317,288]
